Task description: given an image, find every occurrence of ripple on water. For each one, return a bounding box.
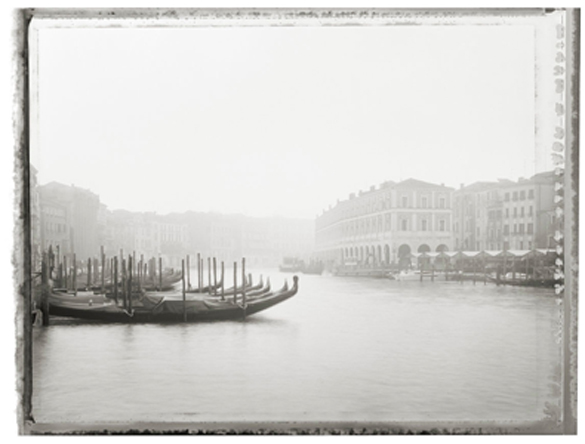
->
[32,270,561,424]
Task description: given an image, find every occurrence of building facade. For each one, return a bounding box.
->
[315,179,454,267]
[38,182,101,261]
[454,171,556,252]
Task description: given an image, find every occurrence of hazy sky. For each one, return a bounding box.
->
[32,23,548,218]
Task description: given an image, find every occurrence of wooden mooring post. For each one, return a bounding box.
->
[63,256,68,291]
[220,261,225,301]
[113,256,119,305]
[207,258,212,295]
[197,253,201,293]
[182,259,187,322]
[158,257,163,291]
[41,252,50,326]
[213,257,217,296]
[233,261,238,304]
[121,258,127,310]
[101,246,105,293]
[186,254,191,289]
[242,258,247,319]
[72,253,77,296]
[128,255,133,312]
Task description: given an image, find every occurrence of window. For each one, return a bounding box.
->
[504,241,510,250]
[519,223,525,234]
[528,189,534,199]
[421,219,428,231]
[477,227,480,236]
[439,220,446,231]
[505,208,509,218]
[527,223,534,234]
[529,206,533,216]
[503,225,509,235]
[513,191,518,201]
[439,197,446,209]
[513,207,517,217]
[401,219,408,231]
[520,241,524,249]
[402,196,408,208]
[520,190,526,200]
[421,196,428,209]
[529,241,533,249]
[521,207,524,217]
[505,192,510,201]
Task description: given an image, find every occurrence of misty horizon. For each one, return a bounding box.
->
[34,167,555,220]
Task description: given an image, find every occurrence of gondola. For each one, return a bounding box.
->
[48,276,298,323]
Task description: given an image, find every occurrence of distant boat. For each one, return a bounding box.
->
[333,264,389,278]
[301,261,324,275]
[279,257,303,273]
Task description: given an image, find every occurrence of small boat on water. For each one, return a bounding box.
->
[48,276,298,323]
[279,257,303,273]
[301,261,324,275]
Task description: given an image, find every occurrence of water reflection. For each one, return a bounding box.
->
[32,270,561,424]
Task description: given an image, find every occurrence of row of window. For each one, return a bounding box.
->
[503,223,534,235]
[44,221,67,233]
[321,193,450,224]
[338,217,449,234]
[399,218,447,232]
[504,189,535,202]
[504,206,534,218]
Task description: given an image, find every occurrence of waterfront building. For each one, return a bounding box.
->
[30,165,42,272]
[37,181,314,268]
[104,210,188,266]
[453,180,513,251]
[38,182,101,260]
[39,196,71,255]
[500,171,556,250]
[183,212,314,268]
[315,179,454,267]
[453,171,556,252]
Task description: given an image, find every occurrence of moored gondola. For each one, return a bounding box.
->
[48,276,297,323]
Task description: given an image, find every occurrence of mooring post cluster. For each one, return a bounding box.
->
[36,243,264,325]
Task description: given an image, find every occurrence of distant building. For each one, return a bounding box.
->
[34,183,317,269]
[453,172,556,251]
[453,180,513,251]
[104,210,188,266]
[315,179,454,267]
[182,212,314,268]
[500,171,556,250]
[38,182,101,260]
[30,165,42,271]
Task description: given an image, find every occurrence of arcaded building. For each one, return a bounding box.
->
[315,179,454,267]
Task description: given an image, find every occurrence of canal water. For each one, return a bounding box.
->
[32,269,562,425]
